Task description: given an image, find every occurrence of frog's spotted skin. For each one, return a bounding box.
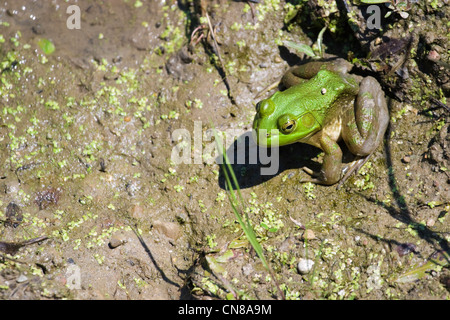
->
[253,58,389,186]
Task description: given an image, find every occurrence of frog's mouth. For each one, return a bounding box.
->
[252,116,275,146]
[252,128,279,147]
[254,127,321,148]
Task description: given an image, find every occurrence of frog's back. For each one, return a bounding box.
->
[270,70,359,125]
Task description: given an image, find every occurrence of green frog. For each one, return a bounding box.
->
[253,58,389,186]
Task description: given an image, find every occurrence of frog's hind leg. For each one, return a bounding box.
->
[339,77,388,188]
[281,58,353,89]
[342,76,388,156]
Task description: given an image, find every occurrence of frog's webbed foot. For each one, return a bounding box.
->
[336,154,372,189]
[301,153,372,188]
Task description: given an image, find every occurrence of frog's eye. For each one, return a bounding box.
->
[281,119,296,134]
[278,114,296,134]
[255,102,261,112]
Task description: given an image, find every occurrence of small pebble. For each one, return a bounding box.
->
[426,218,435,227]
[153,220,181,240]
[402,155,411,163]
[128,204,145,220]
[16,274,28,283]
[297,258,314,275]
[109,233,127,249]
[428,50,440,61]
[301,229,315,241]
[109,238,124,249]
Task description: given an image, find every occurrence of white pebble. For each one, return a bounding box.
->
[16,274,28,283]
[297,258,314,274]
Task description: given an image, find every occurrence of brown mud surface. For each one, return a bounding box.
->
[0,0,448,300]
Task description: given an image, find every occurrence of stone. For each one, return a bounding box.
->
[109,232,127,249]
[16,274,28,283]
[297,258,314,275]
[128,204,145,220]
[302,229,316,241]
[153,220,181,240]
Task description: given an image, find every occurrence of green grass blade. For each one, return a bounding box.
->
[283,40,316,58]
[316,26,327,58]
[211,125,285,299]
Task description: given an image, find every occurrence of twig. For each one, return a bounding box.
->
[0,236,48,255]
[430,97,450,113]
[205,13,225,74]
[205,12,235,104]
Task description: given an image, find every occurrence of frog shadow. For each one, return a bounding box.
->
[217,131,322,190]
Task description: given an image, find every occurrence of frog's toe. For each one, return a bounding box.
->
[300,166,322,183]
[299,176,323,184]
[336,155,371,189]
[301,166,315,176]
[300,167,337,185]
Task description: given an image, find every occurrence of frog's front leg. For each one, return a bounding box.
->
[301,133,343,185]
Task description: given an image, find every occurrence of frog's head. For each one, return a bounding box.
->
[252,98,321,147]
[253,70,359,147]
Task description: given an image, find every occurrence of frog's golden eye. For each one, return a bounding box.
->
[281,119,296,134]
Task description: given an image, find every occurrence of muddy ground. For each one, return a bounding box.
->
[0,0,448,300]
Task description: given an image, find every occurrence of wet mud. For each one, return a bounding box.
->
[0,0,448,300]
